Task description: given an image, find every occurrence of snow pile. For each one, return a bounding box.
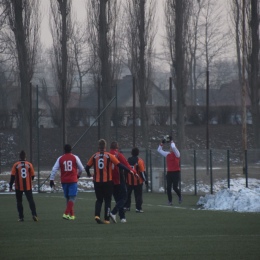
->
[197,188,260,212]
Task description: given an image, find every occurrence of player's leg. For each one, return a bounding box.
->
[104,181,113,222]
[62,183,71,219]
[24,189,37,220]
[94,182,104,218]
[15,189,24,220]
[118,182,127,220]
[134,184,143,212]
[124,184,133,210]
[166,173,173,204]
[172,171,182,203]
[111,184,120,215]
[65,183,77,219]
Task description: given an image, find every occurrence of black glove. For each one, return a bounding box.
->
[145,181,148,186]
[169,136,172,141]
[50,180,55,188]
[162,139,166,144]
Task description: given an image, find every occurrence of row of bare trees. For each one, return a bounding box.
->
[0,0,259,158]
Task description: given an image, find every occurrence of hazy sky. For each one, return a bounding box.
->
[41,0,233,70]
[41,0,166,50]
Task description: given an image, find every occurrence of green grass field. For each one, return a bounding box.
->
[0,192,259,260]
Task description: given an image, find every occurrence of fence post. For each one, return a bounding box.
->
[194,150,197,195]
[164,157,166,194]
[210,150,213,194]
[150,150,152,193]
[179,151,181,194]
[36,85,40,193]
[146,149,148,192]
[245,150,248,188]
[227,150,230,189]
[115,84,118,141]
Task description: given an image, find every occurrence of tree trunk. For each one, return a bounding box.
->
[59,0,68,146]
[11,0,30,156]
[99,0,112,145]
[175,0,186,151]
[249,0,260,148]
[138,0,149,149]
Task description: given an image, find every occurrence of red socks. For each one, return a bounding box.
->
[65,201,74,215]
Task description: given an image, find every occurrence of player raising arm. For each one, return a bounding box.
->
[157,136,182,205]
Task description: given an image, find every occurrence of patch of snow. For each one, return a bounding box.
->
[197,188,260,212]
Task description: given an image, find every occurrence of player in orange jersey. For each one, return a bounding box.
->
[9,150,38,222]
[124,147,147,213]
[85,139,135,224]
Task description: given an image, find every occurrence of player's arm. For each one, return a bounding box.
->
[118,153,137,174]
[171,141,180,158]
[75,155,84,178]
[50,157,61,188]
[138,160,147,182]
[110,155,135,176]
[9,176,15,191]
[30,163,35,180]
[85,155,94,177]
[157,144,169,157]
[9,164,16,191]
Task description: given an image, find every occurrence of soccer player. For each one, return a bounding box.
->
[9,150,38,222]
[85,139,135,224]
[157,137,181,205]
[50,144,85,220]
[109,141,135,223]
[124,147,147,213]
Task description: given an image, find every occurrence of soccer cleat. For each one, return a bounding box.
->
[63,214,71,220]
[32,216,38,221]
[124,208,130,212]
[179,196,182,204]
[121,218,127,223]
[136,209,144,213]
[104,220,110,224]
[69,215,75,220]
[95,216,103,224]
[167,202,172,206]
[109,212,117,223]
[18,218,24,222]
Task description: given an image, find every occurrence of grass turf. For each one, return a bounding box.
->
[0,192,259,260]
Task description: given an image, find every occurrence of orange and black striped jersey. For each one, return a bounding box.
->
[11,161,35,191]
[126,156,145,185]
[87,151,120,182]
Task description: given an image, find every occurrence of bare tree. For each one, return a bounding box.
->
[188,0,203,105]
[123,0,157,149]
[247,0,260,149]
[49,0,74,146]
[2,0,40,157]
[164,0,190,151]
[86,0,122,145]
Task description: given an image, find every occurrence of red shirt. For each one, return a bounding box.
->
[109,149,133,185]
[167,153,180,172]
[50,153,84,183]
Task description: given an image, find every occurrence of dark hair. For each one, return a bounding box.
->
[20,150,26,160]
[131,147,139,157]
[99,139,107,150]
[64,144,72,153]
[110,141,118,149]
